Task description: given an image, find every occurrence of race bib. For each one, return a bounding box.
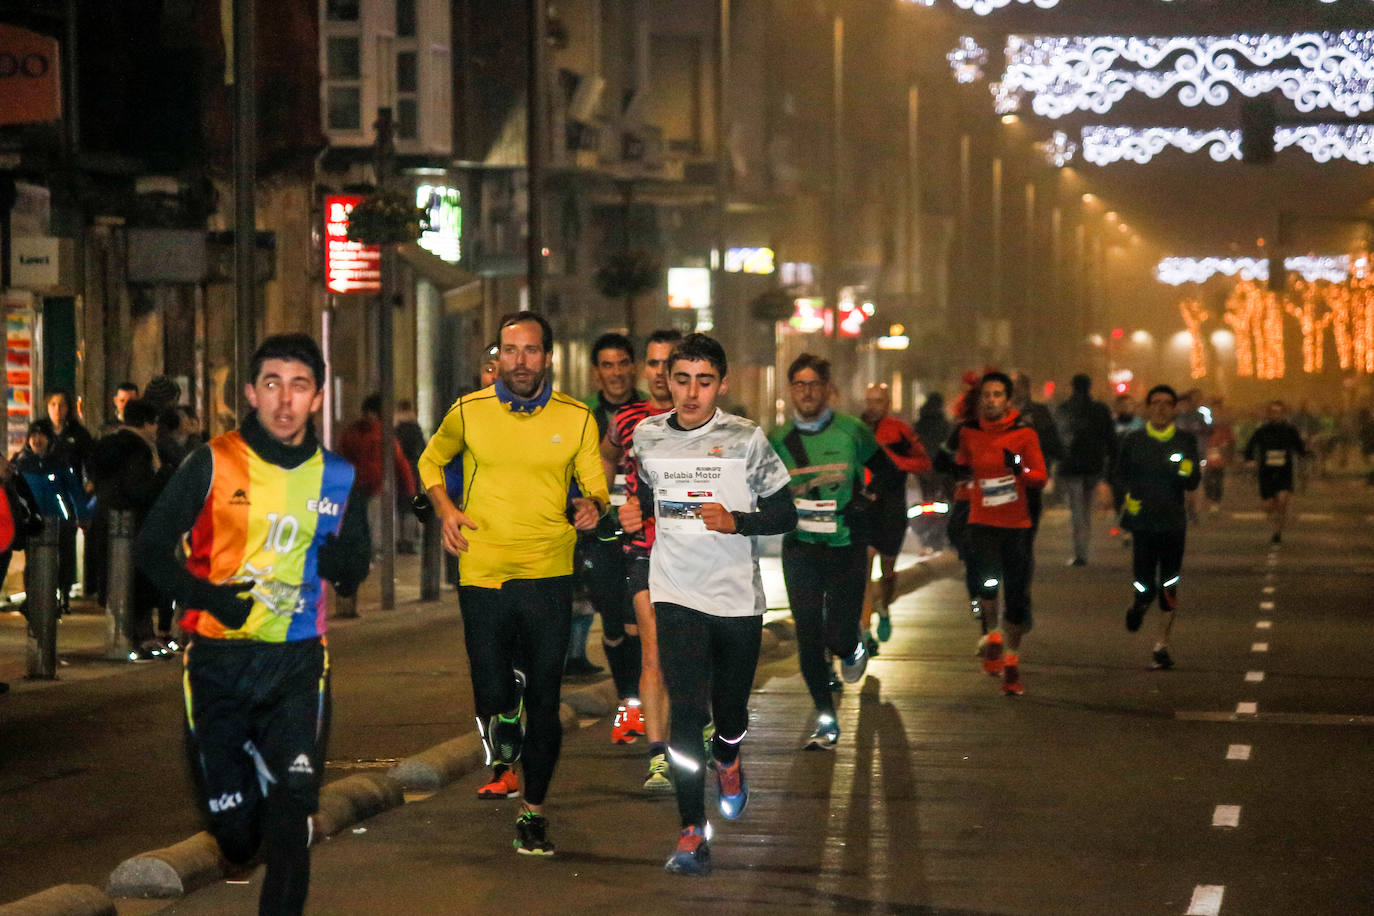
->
[655,487,713,533]
[609,473,628,507]
[1265,449,1288,467]
[979,475,1018,508]
[795,498,839,534]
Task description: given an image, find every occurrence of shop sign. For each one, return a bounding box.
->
[0,24,61,126]
[724,247,775,274]
[324,194,381,294]
[9,236,58,289]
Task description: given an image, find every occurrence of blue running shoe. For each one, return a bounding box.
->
[664,825,711,876]
[716,758,748,819]
[804,711,840,750]
[841,639,868,683]
[876,612,892,642]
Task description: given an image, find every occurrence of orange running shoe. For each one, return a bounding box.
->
[1001,653,1024,696]
[612,704,642,744]
[977,631,1004,676]
[477,767,520,799]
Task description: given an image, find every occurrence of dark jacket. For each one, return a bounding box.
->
[1113,425,1201,532]
[52,419,94,481]
[13,447,87,524]
[1055,394,1118,476]
[88,429,171,523]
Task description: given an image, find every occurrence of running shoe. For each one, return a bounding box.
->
[716,758,748,819]
[664,825,711,876]
[827,670,843,693]
[1125,603,1145,633]
[976,632,1004,676]
[490,669,526,765]
[804,711,840,750]
[611,705,638,745]
[1151,647,1175,670]
[876,612,892,643]
[477,767,520,800]
[513,810,554,855]
[702,720,716,764]
[863,630,880,660]
[644,753,673,793]
[1001,654,1024,696]
[624,700,646,737]
[840,639,868,683]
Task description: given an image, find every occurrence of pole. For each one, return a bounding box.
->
[991,157,1002,322]
[375,109,397,611]
[714,0,730,335]
[25,519,61,679]
[103,510,135,660]
[233,0,257,413]
[527,0,548,311]
[420,510,442,601]
[830,11,844,338]
[905,85,920,304]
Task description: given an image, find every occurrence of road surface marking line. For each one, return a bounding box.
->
[1256,620,1272,629]
[1177,711,1374,724]
[1245,671,1265,683]
[1236,701,1258,715]
[1187,884,1225,915]
[1232,511,1264,520]
[1298,512,1333,521]
[1262,585,1275,594]
[1226,744,1251,760]
[1252,642,1269,652]
[1212,805,1241,828]
[1259,601,1275,610]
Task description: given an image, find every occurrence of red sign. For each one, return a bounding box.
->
[0,24,62,127]
[324,195,381,294]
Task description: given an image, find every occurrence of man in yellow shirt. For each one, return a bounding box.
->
[417,311,608,856]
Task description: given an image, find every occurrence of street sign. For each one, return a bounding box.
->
[324,194,381,294]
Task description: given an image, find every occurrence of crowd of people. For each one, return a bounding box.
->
[3,311,1352,911]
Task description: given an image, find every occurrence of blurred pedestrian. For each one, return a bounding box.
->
[393,399,426,554]
[1242,400,1307,544]
[143,374,182,414]
[13,419,87,615]
[105,381,139,431]
[45,389,94,481]
[1053,373,1117,567]
[157,405,204,470]
[337,393,417,557]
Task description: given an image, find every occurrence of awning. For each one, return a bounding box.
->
[396,243,483,313]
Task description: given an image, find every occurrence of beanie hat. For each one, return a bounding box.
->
[143,375,181,409]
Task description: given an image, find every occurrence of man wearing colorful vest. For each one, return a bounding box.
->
[135,334,371,915]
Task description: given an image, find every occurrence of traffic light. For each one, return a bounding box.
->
[1240,97,1277,164]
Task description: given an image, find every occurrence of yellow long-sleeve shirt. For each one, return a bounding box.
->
[417,387,609,587]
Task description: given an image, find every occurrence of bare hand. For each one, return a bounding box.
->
[619,497,643,533]
[438,503,477,555]
[699,502,736,534]
[571,497,602,531]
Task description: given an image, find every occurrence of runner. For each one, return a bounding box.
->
[134,333,372,915]
[935,373,986,629]
[858,382,931,653]
[417,311,609,856]
[617,333,795,876]
[953,371,1048,696]
[1114,384,1200,670]
[1242,399,1308,544]
[602,328,683,792]
[770,354,897,748]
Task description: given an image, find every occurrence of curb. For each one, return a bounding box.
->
[0,885,115,916]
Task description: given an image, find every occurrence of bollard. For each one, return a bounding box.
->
[104,509,137,661]
[25,518,61,679]
[420,509,442,601]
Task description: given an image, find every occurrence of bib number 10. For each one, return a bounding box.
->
[263,513,300,553]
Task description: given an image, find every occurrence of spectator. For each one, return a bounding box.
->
[105,381,139,431]
[143,375,182,414]
[337,393,417,556]
[394,399,427,554]
[1054,373,1117,566]
[157,405,203,470]
[88,399,174,659]
[13,419,88,615]
[45,389,94,482]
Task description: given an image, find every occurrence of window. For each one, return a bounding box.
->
[397,52,417,92]
[327,87,361,130]
[326,0,359,22]
[397,98,418,139]
[326,37,360,79]
[396,0,416,37]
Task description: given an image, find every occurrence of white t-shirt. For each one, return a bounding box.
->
[634,409,792,617]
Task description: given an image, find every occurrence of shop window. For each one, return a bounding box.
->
[328,86,361,130]
[327,36,360,79]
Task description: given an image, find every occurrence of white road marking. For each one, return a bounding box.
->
[1252,642,1269,652]
[1213,805,1242,828]
[1298,512,1333,521]
[1259,601,1275,610]
[1178,711,1374,725]
[1232,511,1264,520]
[1256,620,1272,629]
[1245,671,1265,683]
[1187,884,1226,916]
[1226,744,1251,761]
[1262,585,1275,594]
[1236,701,1258,715]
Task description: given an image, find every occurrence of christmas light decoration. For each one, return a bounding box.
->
[1156,256,1350,286]
[1081,124,1374,165]
[1003,32,1374,119]
[1179,299,1211,378]
[948,37,989,84]
[953,0,1059,16]
[1037,130,1077,166]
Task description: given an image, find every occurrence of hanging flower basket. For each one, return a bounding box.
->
[344,187,430,245]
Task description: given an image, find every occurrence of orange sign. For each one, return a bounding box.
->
[0,25,62,127]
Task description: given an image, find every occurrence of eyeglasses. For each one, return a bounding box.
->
[789,379,826,391]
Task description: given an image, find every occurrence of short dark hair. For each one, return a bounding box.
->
[362,393,383,415]
[668,333,728,378]
[591,332,634,365]
[498,311,553,353]
[250,333,326,388]
[788,353,830,384]
[482,341,500,361]
[647,328,684,348]
[115,381,139,395]
[122,398,158,428]
[27,418,54,439]
[158,407,182,433]
[1146,384,1177,405]
[1071,373,1092,394]
[980,371,1014,399]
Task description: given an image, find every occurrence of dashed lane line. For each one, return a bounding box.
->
[1256,620,1272,629]
[1252,642,1270,652]
[1236,701,1258,715]
[1212,805,1242,828]
[1225,744,1251,761]
[1178,711,1374,725]
[1244,671,1265,683]
[1187,884,1226,916]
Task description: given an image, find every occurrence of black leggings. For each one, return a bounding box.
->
[969,524,1034,629]
[782,538,867,714]
[458,577,572,806]
[1130,529,1186,610]
[947,499,981,599]
[655,602,761,829]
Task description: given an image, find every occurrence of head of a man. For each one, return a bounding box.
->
[112,382,138,420]
[1266,399,1286,422]
[479,342,500,388]
[46,390,74,428]
[246,333,326,446]
[122,398,159,446]
[590,332,636,405]
[1071,373,1092,397]
[667,333,728,430]
[643,329,683,408]
[26,419,53,455]
[978,372,1014,423]
[787,353,831,421]
[863,383,892,423]
[1144,384,1178,429]
[497,311,553,398]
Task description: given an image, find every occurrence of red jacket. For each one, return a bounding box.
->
[337,416,417,499]
[955,409,1047,528]
[873,415,931,474]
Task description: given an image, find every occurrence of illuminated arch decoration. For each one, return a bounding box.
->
[953,0,1059,14]
[1038,130,1077,166]
[1179,299,1211,378]
[1081,124,1374,165]
[948,37,989,84]
[1156,256,1349,286]
[1003,31,1374,119]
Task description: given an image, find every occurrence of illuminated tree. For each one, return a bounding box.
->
[1178,298,1211,378]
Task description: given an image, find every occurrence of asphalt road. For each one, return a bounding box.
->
[3,474,1373,913]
